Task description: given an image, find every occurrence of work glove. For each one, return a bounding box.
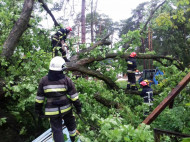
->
[35,109,44,117]
[76,107,82,115]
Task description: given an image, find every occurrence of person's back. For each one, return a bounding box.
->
[127,57,137,71]
[35,56,81,142]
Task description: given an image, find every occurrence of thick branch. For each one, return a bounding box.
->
[66,52,184,90]
[77,33,112,55]
[142,1,166,32]
[38,0,60,27]
[1,0,34,60]
[94,91,160,109]
[66,63,119,90]
[94,93,120,109]
[74,53,184,70]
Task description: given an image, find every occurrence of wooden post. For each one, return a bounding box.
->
[154,129,161,142]
[143,72,190,125]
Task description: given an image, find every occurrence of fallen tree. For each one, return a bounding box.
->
[0,0,184,96]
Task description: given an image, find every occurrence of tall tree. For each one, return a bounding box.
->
[81,0,86,43]
[90,0,94,42]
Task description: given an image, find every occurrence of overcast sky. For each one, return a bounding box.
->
[97,0,150,22]
[41,0,150,28]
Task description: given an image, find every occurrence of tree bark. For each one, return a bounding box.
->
[90,0,94,42]
[1,0,35,60]
[81,0,86,43]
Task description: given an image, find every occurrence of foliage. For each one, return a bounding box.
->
[0,117,7,126]
[1,0,190,142]
[74,63,190,142]
[86,12,116,40]
[0,0,52,140]
[74,78,154,142]
[97,117,154,142]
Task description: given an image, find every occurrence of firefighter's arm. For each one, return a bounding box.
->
[35,79,45,116]
[140,89,145,97]
[67,77,82,114]
[133,60,137,70]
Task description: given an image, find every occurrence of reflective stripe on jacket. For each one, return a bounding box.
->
[35,75,81,117]
[140,86,153,103]
[126,57,137,71]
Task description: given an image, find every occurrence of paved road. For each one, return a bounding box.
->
[117,75,141,82]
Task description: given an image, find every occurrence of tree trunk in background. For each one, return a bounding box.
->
[148,27,153,69]
[81,0,86,43]
[91,0,94,43]
[141,37,147,69]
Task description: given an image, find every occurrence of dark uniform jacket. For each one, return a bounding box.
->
[140,86,153,104]
[52,28,69,47]
[51,28,70,59]
[35,74,81,117]
[126,57,137,73]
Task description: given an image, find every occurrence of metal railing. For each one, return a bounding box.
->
[154,128,190,142]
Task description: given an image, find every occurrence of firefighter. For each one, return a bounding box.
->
[140,80,153,115]
[126,52,138,90]
[51,27,72,62]
[35,56,82,142]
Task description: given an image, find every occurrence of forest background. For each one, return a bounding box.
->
[0,0,190,142]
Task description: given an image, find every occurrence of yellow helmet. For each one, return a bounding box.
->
[143,80,149,86]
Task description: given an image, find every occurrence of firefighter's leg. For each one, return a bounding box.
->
[127,73,131,89]
[49,116,64,142]
[52,46,62,58]
[127,83,131,89]
[60,48,70,62]
[63,111,76,142]
[52,47,56,57]
[52,40,59,57]
[143,103,153,116]
[131,73,138,90]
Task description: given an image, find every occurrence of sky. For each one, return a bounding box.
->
[97,0,150,22]
[42,0,150,28]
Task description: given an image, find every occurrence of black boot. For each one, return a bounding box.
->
[127,84,131,89]
[70,136,75,142]
[131,86,138,90]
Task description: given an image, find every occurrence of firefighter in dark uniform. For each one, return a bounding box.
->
[35,56,82,142]
[51,27,72,62]
[126,52,138,90]
[140,80,153,115]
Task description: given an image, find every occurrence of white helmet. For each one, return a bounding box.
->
[49,56,67,71]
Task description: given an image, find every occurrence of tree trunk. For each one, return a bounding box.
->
[81,0,86,43]
[1,0,35,60]
[90,0,94,43]
[0,0,34,98]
